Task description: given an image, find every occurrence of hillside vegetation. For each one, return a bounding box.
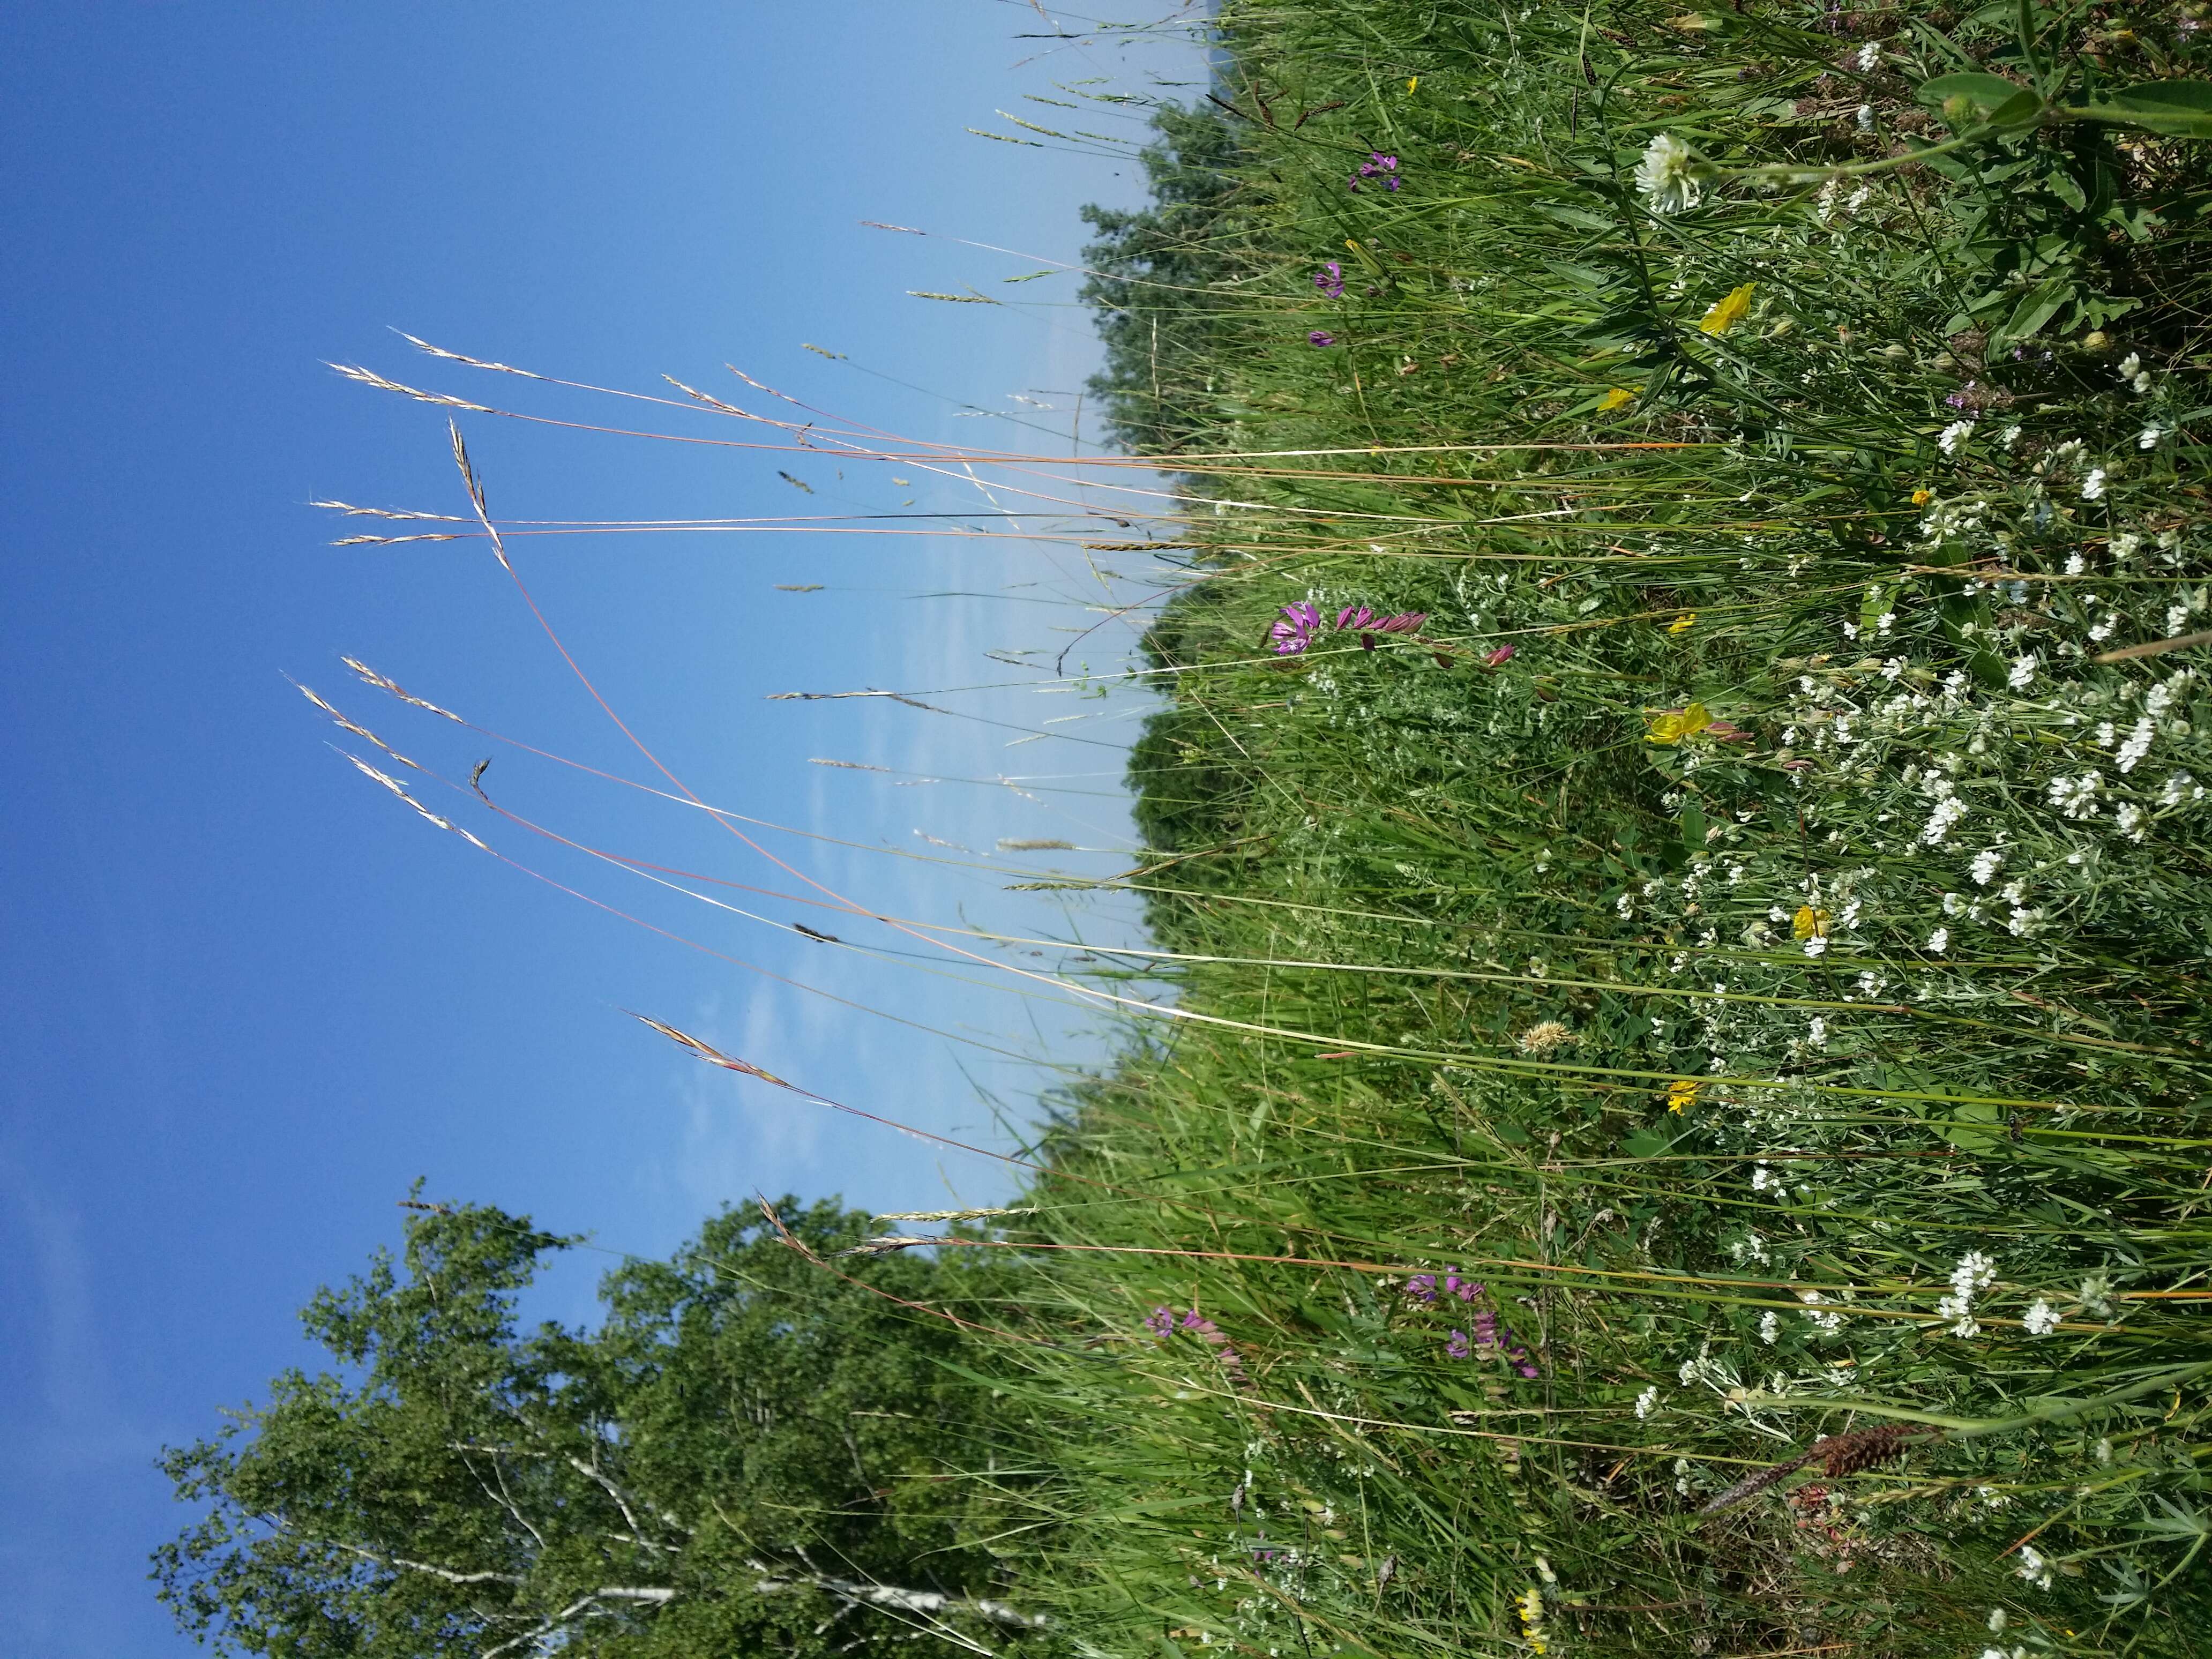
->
[994,4,2212,1655]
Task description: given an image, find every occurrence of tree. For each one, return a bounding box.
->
[155,1198,1047,1657]
[1079,103,1248,455]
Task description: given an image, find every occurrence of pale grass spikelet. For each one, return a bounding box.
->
[1516,1019,1575,1056]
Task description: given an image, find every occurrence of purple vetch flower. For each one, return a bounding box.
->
[1144,1306,1176,1338]
[1482,643,1517,669]
[1269,601,1321,655]
[1446,1329,1473,1359]
[1404,1273,1438,1302]
[1313,261,1344,298]
[1309,330,1336,347]
[1337,605,1379,632]
[1445,1273,1485,1303]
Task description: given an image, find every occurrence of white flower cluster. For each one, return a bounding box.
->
[1937,1250,1997,1337]
[1635,133,1700,215]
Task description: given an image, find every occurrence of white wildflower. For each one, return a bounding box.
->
[1854,41,1879,71]
[1952,1251,1998,1296]
[2023,1298,2059,1336]
[2116,716,2155,774]
[2048,771,2103,818]
[1807,1015,1827,1046]
[2116,801,2146,841]
[1921,794,1969,845]
[1635,133,1701,214]
[2159,771,2199,806]
[2008,906,2044,936]
[1998,424,2021,451]
[1803,936,1827,957]
[1926,925,1949,953]
[1990,1608,2007,1634]
[2016,1544,2054,1590]
[1940,419,1975,455]
[1856,102,1874,131]
[1970,848,2004,885]
[2083,467,2108,500]
[2007,654,2037,691]
[1759,1310,1780,1344]
[2065,551,2086,576]
[2043,437,2086,475]
[1634,1384,1659,1419]
[2118,352,2152,394]
[2140,424,2163,450]
[2114,531,2143,558]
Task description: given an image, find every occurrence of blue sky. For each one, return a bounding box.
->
[0,5,1202,1650]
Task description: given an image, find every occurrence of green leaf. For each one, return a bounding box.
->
[1918,71,2028,119]
[1622,1128,1672,1159]
[2095,81,2212,138]
[1990,276,2072,350]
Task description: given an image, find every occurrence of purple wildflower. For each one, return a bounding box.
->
[1269,601,1321,655]
[1376,611,1426,634]
[1309,330,1336,347]
[1337,605,1378,632]
[1405,1273,1437,1302]
[1446,1329,1473,1359]
[1519,1361,1541,1379]
[1144,1306,1176,1338]
[1482,643,1517,669]
[1313,261,1344,298]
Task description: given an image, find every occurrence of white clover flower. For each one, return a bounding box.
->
[2140,424,2164,450]
[1634,1384,1659,1418]
[2167,603,2192,637]
[2016,1545,2054,1590]
[1758,1310,1780,1344]
[1855,41,1880,71]
[2145,670,2190,718]
[1635,133,1701,214]
[2007,906,2044,936]
[1970,848,2004,885]
[2160,771,2200,806]
[1803,936,1827,957]
[1926,925,1949,953]
[2007,654,2038,690]
[1939,419,1975,455]
[2083,467,2108,500]
[2023,1298,2059,1336]
[2117,802,2147,841]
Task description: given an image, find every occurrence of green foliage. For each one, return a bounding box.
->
[155,1198,1045,1658]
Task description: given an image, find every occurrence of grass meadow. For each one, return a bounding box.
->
[939,5,2212,1656]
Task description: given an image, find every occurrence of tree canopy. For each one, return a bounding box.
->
[155,1197,1045,1658]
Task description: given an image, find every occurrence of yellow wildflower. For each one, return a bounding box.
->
[1407,76,1419,94]
[1518,1586,1548,1654]
[1698,282,1757,336]
[1667,1078,1701,1114]
[1792,905,1831,941]
[1645,702,1712,744]
[1596,386,1636,412]
[1669,611,1698,634]
[1911,488,1934,505]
